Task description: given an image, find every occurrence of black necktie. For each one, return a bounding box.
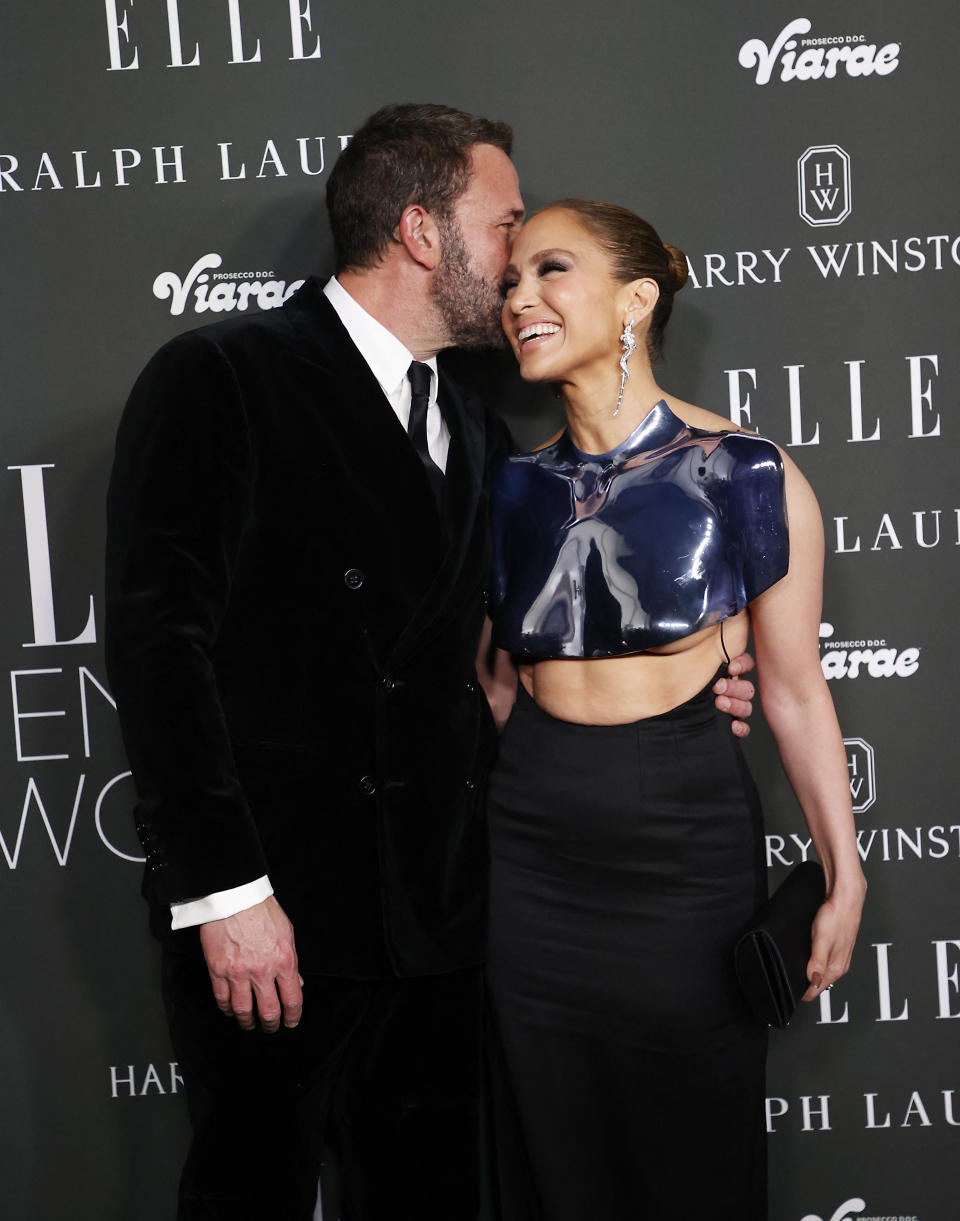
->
[406,361,444,505]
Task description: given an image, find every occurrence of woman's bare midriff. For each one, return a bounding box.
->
[518,610,750,725]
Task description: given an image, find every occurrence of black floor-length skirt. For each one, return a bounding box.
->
[486,679,769,1221]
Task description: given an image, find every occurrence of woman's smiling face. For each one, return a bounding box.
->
[500,208,632,384]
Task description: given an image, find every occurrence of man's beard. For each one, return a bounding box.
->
[432,217,507,349]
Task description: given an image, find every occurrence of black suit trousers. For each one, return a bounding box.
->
[162,948,484,1221]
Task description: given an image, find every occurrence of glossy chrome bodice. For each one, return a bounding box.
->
[490,400,789,659]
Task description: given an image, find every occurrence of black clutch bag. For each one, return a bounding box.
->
[734,861,826,1028]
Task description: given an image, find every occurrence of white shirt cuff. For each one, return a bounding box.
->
[169,876,274,930]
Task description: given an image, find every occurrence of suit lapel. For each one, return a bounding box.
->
[289,283,442,527]
[284,282,445,606]
[283,282,485,667]
[387,369,486,666]
[438,369,484,559]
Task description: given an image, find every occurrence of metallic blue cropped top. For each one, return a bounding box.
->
[490,400,789,659]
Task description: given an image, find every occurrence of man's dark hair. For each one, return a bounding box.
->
[326,102,513,272]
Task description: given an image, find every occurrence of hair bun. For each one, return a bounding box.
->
[663,242,689,292]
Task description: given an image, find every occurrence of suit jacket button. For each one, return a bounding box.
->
[382,675,396,691]
[344,568,364,590]
[465,779,476,792]
[359,775,377,796]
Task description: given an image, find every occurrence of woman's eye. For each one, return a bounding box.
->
[539,261,568,277]
[500,279,518,297]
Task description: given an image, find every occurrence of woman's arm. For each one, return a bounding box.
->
[749,450,867,1001]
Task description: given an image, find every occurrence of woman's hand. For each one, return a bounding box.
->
[802,876,867,1001]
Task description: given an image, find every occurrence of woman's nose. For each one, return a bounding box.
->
[507,277,538,313]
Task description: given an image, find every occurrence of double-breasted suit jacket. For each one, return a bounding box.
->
[105,279,509,978]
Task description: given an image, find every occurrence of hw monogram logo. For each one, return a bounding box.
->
[798,145,852,227]
[801,1199,866,1221]
[844,738,876,813]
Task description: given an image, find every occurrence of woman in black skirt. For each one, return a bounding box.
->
[484,200,865,1221]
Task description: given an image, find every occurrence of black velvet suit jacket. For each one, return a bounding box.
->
[105,279,510,977]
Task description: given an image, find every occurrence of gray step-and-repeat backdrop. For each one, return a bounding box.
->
[1,2,955,1218]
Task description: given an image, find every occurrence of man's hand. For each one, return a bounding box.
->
[713,651,756,738]
[199,896,303,1033]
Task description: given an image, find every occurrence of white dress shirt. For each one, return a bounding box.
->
[323,275,450,470]
[170,276,449,929]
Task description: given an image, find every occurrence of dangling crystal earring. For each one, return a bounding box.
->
[614,320,636,417]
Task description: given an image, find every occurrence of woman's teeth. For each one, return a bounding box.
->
[518,323,560,344]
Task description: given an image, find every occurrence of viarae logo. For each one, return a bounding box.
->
[801,1200,866,1221]
[153,253,305,317]
[739,18,900,85]
[818,622,920,680]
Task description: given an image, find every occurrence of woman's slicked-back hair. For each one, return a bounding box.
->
[326,103,513,273]
[547,198,689,361]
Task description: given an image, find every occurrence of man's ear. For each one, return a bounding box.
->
[396,204,442,270]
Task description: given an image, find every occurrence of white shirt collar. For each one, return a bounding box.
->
[323,276,437,399]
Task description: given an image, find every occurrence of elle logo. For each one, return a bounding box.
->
[104,0,322,70]
[739,18,900,85]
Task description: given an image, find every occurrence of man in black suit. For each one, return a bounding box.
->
[106,103,756,1221]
